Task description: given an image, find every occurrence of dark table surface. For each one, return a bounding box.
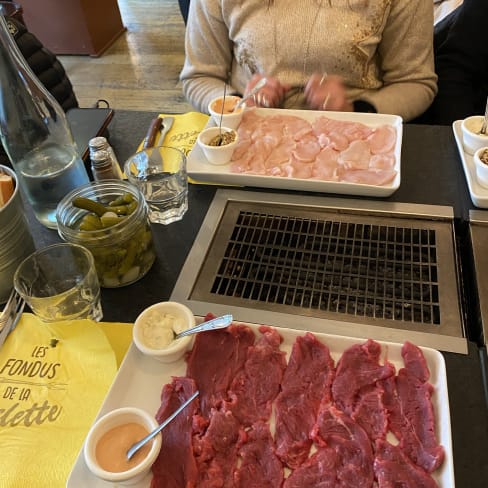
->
[19,110,488,486]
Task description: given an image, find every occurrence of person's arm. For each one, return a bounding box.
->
[358,0,438,122]
[180,0,236,113]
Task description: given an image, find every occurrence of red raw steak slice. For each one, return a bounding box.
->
[332,338,395,415]
[381,342,445,473]
[282,447,338,487]
[351,384,389,442]
[234,421,284,487]
[225,325,286,426]
[274,332,335,469]
[311,404,374,488]
[193,409,243,488]
[186,319,255,417]
[151,377,198,488]
[374,439,439,488]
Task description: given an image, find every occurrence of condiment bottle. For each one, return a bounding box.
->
[88,136,124,179]
[90,149,119,181]
[0,15,89,229]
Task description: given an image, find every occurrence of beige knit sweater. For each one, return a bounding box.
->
[180,0,437,121]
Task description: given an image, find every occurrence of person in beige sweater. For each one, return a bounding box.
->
[180,0,437,122]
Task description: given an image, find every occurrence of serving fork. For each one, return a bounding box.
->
[0,289,25,349]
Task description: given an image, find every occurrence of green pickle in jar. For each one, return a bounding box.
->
[57,183,156,288]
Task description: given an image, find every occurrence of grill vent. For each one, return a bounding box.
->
[211,211,440,325]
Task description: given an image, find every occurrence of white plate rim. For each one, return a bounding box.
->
[187,108,403,198]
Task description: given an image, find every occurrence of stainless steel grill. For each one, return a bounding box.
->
[212,211,441,325]
[172,190,466,353]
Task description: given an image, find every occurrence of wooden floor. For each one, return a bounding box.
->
[58,0,193,113]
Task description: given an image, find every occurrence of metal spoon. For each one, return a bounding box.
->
[479,96,488,135]
[233,78,267,112]
[174,314,233,340]
[126,390,199,460]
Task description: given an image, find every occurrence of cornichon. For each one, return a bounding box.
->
[72,193,138,222]
[73,197,108,217]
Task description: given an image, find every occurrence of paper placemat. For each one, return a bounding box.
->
[0,314,132,487]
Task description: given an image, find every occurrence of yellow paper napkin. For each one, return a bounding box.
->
[158,111,210,158]
[137,111,212,185]
[0,314,132,488]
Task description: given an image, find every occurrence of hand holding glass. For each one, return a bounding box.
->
[13,243,103,322]
[124,146,188,225]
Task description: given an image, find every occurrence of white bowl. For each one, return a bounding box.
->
[461,116,488,155]
[84,407,161,485]
[473,146,488,188]
[208,95,245,130]
[197,126,239,165]
[133,301,195,363]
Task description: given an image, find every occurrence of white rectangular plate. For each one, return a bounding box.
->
[452,119,488,208]
[188,109,402,197]
[66,322,454,487]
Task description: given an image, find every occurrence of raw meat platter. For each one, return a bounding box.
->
[452,120,488,208]
[187,108,403,197]
[67,319,454,487]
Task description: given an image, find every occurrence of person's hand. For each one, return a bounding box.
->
[304,73,353,112]
[244,74,289,108]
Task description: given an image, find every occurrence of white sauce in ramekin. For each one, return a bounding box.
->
[139,312,177,349]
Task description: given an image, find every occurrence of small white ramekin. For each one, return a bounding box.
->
[84,407,161,485]
[461,116,488,155]
[473,146,488,188]
[132,301,195,363]
[197,126,239,165]
[208,95,245,130]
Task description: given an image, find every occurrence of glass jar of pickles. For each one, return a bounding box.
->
[56,180,156,288]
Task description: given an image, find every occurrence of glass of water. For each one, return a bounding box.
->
[13,243,103,322]
[124,146,188,225]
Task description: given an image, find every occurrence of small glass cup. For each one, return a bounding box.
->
[124,146,188,225]
[13,243,103,322]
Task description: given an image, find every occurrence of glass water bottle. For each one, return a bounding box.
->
[0,15,89,229]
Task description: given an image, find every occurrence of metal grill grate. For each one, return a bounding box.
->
[211,211,440,324]
[172,190,465,350]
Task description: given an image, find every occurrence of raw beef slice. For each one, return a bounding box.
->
[234,421,284,488]
[186,319,255,417]
[225,325,286,426]
[311,404,374,488]
[274,332,336,469]
[332,338,395,414]
[381,343,445,473]
[151,377,198,488]
[193,409,242,488]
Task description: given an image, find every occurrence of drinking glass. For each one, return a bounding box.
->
[124,146,188,225]
[13,243,103,322]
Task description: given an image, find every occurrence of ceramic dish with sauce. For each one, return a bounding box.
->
[83,406,162,485]
[132,301,196,363]
[461,115,488,155]
[473,146,488,188]
[208,95,245,130]
[197,126,239,165]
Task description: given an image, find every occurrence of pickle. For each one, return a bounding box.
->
[73,197,108,217]
[100,212,122,228]
[108,204,130,216]
[108,193,135,207]
[78,214,103,231]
